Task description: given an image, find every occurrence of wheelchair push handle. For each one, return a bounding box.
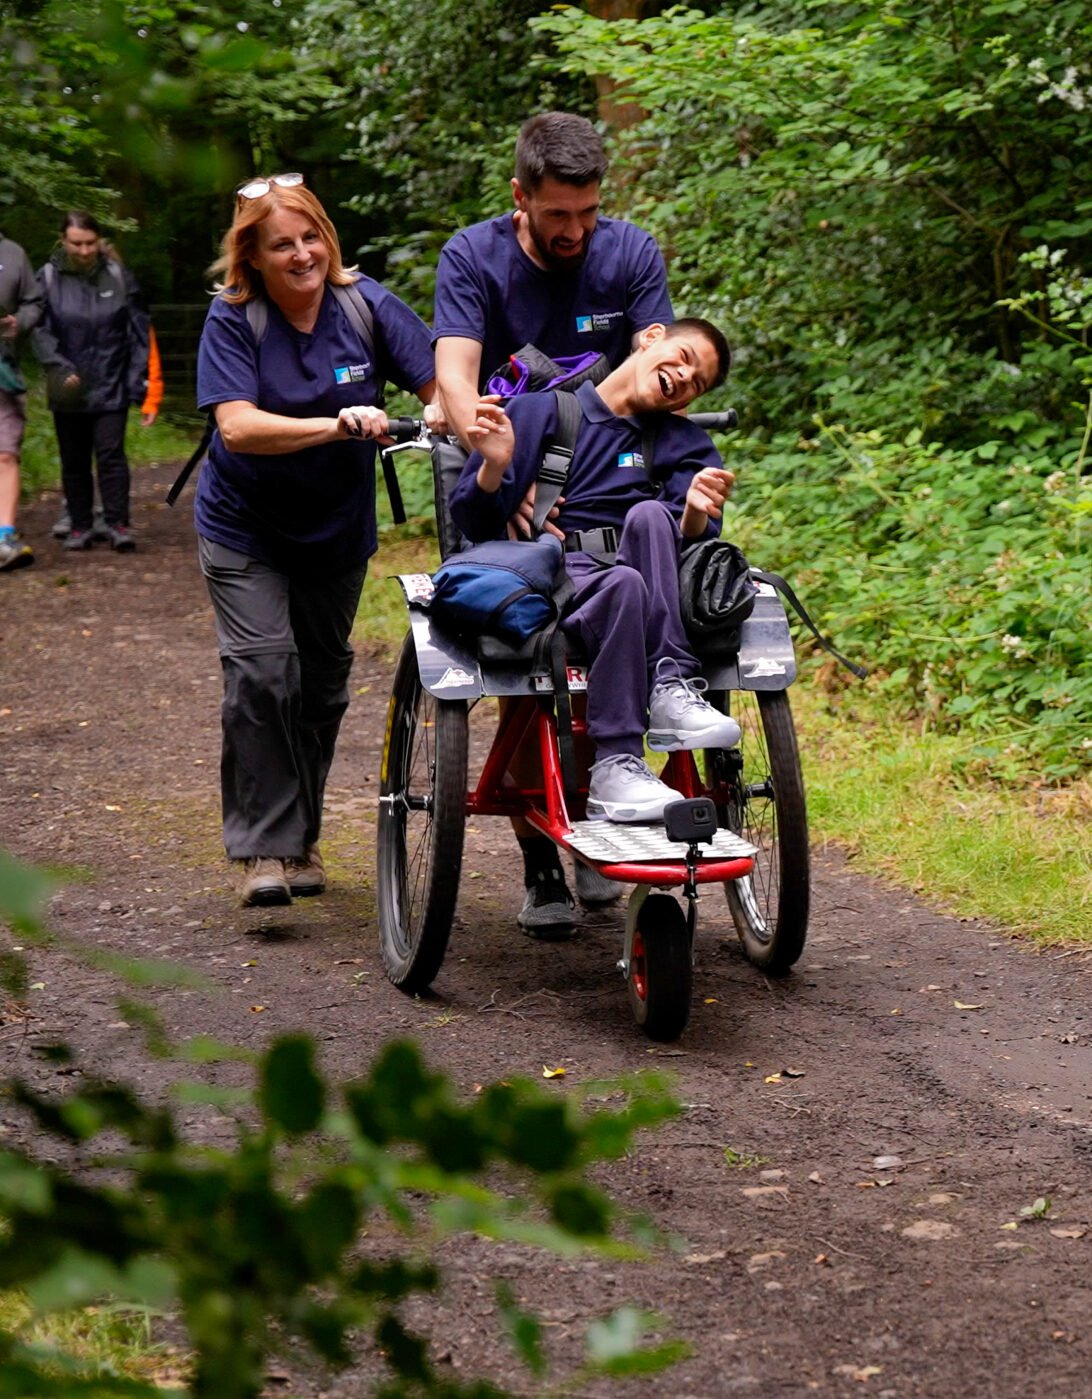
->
[386,415,429,443]
[689,409,738,432]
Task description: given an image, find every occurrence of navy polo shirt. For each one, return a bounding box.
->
[433,213,673,382]
[450,381,723,544]
[195,275,434,575]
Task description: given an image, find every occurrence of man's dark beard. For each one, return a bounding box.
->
[526,214,592,271]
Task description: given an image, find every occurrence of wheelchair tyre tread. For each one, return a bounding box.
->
[713,689,809,974]
[626,893,692,1041]
[377,632,468,992]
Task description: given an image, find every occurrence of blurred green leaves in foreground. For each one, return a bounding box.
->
[0,850,685,1397]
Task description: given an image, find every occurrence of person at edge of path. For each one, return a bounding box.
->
[450,317,742,833]
[51,257,165,542]
[196,173,443,909]
[433,109,674,936]
[32,212,150,553]
[0,232,44,572]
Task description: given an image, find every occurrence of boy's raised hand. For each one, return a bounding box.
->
[467,396,515,488]
[682,466,736,536]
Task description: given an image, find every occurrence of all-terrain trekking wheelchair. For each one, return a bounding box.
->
[375,416,809,1041]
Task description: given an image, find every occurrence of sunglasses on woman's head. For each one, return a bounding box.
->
[235,172,305,201]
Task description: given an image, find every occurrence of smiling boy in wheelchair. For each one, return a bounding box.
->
[449,317,743,825]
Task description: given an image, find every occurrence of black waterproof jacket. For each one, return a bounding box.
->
[32,250,149,413]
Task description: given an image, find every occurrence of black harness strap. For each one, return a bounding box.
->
[531,391,583,532]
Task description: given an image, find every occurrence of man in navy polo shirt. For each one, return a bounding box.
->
[434,111,674,932]
[450,318,741,824]
[434,111,672,450]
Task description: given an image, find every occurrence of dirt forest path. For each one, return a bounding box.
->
[3,465,1092,1398]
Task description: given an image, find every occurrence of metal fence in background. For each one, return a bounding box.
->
[150,304,207,417]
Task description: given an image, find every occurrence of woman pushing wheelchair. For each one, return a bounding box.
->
[450,317,742,824]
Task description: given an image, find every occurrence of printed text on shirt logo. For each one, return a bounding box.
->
[334,363,371,384]
[575,310,624,334]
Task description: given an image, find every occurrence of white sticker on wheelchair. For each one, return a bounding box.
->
[433,666,476,690]
[534,665,588,693]
[398,572,435,601]
[753,581,777,597]
[743,657,787,678]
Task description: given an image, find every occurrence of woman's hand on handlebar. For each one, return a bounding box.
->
[337,405,391,443]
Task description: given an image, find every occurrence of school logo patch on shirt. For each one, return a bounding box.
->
[576,310,624,334]
[334,363,371,385]
[617,451,645,470]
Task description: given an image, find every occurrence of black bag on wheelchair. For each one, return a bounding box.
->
[678,539,759,656]
[423,535,564,644]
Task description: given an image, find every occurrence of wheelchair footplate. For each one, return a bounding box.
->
[562,819,756,887]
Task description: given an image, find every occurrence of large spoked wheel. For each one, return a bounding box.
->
[708,689,809,975]
[377,632,468,992]
[626,892,692,1042]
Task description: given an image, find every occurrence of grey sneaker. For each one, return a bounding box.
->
[239,857,291,907]
[104,524,136,552]
[54,506,107,540]
[586,753,680,824]
[647,659,742,752]
[286,844,325,897]
[62,528,94,552]
[517,869,576,940]
[0,532,33,572]
[574,862,622,908]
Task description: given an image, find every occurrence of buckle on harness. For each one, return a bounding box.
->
[563,526,618,561]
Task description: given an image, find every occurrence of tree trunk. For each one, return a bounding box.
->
[584,0,657,131]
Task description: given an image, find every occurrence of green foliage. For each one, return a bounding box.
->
[726,418,1091,779]
[533,1,1092,779]
[534,0,1092,430]
[298,0,589,305]
[0,853,684,1399]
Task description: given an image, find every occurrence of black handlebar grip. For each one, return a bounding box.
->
[689,409,739,431]
[386,416,422,442]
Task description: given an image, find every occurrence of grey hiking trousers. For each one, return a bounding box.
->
[198,536,367,861]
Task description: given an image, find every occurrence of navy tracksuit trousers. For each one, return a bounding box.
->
[560,499,701,761]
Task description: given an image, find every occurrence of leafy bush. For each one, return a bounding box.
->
[725,419,1092,780]
[531,2,1092,780]
[0,851,685,1397]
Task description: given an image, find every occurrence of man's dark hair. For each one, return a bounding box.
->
[665,317,732,390]
[515,112,609,192]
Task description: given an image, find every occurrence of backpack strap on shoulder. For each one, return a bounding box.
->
[531,390,582,533]
[329,283,375,363]
[244,296,268,343]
